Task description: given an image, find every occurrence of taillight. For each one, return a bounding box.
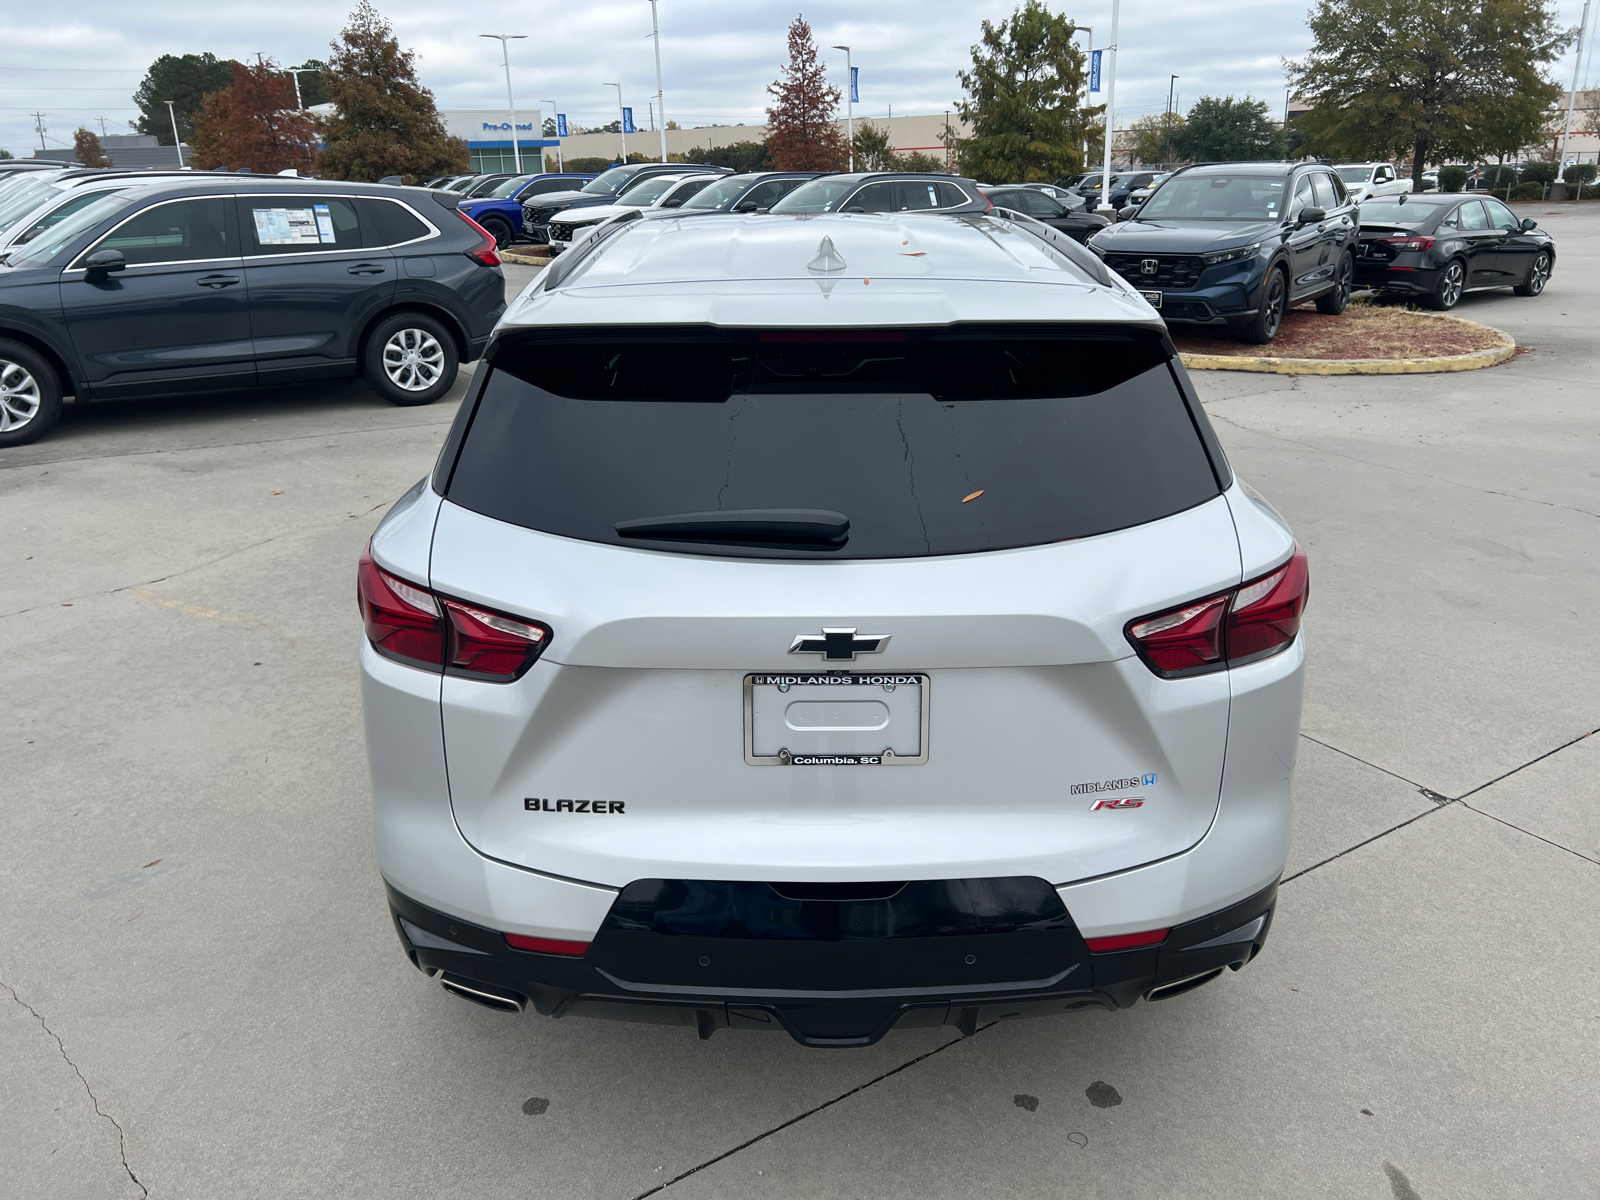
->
[1125,544,1308,679]
[358,543,550,680]
[456,210,501,266]
[1085,928,1169,952]
[504,932,589,956]
[1380,235,1435,252]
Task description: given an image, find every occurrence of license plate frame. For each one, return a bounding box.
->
[1140,289,1163,307]
[743,672,929,766]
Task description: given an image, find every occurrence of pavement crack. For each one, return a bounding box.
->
[1205,411,1600,520]
[1282,805,1453,883]
[629,1023,993,1197]
[1454,726,1598,801]
[2,981,147,1198]
[1457,800,1600,867]
[1300,734,1440,797]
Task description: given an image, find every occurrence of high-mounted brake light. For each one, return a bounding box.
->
[456,210,502,266]
[1125,544,1309,679]
[1085,928,1170,952]
[1379,235,1436,252]
[358,544,550,680]
[504,933,590,957]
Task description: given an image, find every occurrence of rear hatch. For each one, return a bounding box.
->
[428,325,1240,888]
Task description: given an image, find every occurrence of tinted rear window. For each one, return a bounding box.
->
[444,326,1222,559]
[361,198,430,245]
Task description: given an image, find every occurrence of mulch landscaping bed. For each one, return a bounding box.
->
[1169,304,1504,360]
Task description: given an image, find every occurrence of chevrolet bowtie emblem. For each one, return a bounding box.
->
[788,628,891,661]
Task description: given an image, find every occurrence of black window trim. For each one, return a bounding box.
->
[232,192,441,258]
[64,193,241,273]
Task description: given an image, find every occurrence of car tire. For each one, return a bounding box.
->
[362,312,459,407]
[1315,252,1354,315]
[1239,267,1288,344]
[480,215,515,249]
[1512,252,1551,297]
[1427,259,1466,311]
[0,339,64,448]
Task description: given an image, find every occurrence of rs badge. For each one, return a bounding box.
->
[1090,797,1144,811]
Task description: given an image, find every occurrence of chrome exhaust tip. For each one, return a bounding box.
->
[1145,967,1225,1002]
[438,973,527,1013]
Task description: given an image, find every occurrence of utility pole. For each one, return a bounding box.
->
[605,82,627,162]
[481,34,530,173]
[832,44,853,170]
[1165,75,1178,166]
[163,100,184,167]
[96,116,108,137]
[32,111,47,152]
[1557,0,1594,192]
[543,99,563,170]
[1098,0,1119,214]
[649,0,668,163]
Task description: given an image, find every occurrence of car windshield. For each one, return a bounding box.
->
[1136,175,1286,221]
[681,175,761,210]
[447,326,1223,561]
[1336,167,1377,183]
[0,178,68,233]
[1356,197,1454,225]
[618,176,681,206]
[485,175,535,199]
[770,179,863,213]
[4,192,133,267]
[14,187,127,245]
[1079,175,1104,188]
[581,166,637,195]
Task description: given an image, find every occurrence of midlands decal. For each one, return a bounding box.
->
[1070,772,1157,795]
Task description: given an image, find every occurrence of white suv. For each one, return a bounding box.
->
[359,210,1308,1047]
[1335,162,1411,203]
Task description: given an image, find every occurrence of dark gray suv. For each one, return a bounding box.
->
[0,177,506,446]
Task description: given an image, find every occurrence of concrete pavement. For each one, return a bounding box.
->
[2,225,1595,1199]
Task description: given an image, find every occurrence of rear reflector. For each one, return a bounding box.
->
[1125,543,1309,678]
[504,933,590,956]
[1085,928,1170,952]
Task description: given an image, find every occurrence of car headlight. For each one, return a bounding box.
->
[1200,242,1261,266]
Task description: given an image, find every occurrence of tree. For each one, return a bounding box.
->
[684,141,770,171]
[189,60,319,173]
[133,53,236,145]
[1287,0,1571,190]
[284,60,329,108]
[1171,96,1284,161]
[317,1,469,182]
[0,149,13,160]
[73,128,112,167]
[852,122,900,170]
[765,15,850,171]
[955,1,1094,183]
[1127,112,1187,165]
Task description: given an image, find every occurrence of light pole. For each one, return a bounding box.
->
[1165,75,1178,166]
[542,100,563,171]
[1098,0,1119,215]
[1075,26,1092,167]
[285,68,319,110]
[163,100,184,168]
[605,82,627,162]
[480,33,529,173]
[832,44,852,170]
[1556,0,1593,191]
[649,0,668,163]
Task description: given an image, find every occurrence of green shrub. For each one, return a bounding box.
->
[1509,182,1545,201]
[1438,166,1468,192]
[561,157,613,174]
[1562,162,1598,186]
[1520,161,1558,184]
[1481,165,1518,189]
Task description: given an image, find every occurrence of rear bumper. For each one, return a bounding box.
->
[387,879,1277,1047]
[1353,262,1437,293]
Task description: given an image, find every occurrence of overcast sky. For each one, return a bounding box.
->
[2,0,1595,155]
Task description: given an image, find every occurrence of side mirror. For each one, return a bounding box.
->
[733,201,758,212]
[1520,217,1538,230]
[1296,206,1327,226]
[844,206,865,213]
[83,247,126,282]
[662,198,683,208]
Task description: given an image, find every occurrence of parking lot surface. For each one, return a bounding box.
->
[3,225,1597,1199]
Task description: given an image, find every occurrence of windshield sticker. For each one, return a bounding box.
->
[252,206,334,246]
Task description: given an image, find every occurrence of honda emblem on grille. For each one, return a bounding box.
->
[788,628,891,660]
[1141,258,1160,275]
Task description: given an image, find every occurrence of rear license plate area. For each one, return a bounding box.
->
[1140,290,1162,307]
[744,673,928,766]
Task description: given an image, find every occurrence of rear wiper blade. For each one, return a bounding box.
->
[615,508,849,546]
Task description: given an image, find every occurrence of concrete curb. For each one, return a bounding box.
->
[500,251,551,267]
[1179,314,1516,375]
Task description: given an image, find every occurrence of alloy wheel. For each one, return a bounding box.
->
[382,328,446,392]
[1335,255,1352,306]
[1263,273,1285,338]
[0,358,42,432]
[1440,262,1464,308]
[1527,254,1550,294]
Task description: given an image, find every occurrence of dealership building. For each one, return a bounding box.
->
[438,109,559,173]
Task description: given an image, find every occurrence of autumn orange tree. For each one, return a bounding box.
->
[765,15,849,171]
[74,128,112,167]
[189,60,318,173]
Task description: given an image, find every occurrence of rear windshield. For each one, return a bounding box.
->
[1356,197,1452,225]
[443,326,1223,559]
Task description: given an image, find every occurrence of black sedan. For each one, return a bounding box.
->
[1354,193,1554,310]
[981,185,1110,244]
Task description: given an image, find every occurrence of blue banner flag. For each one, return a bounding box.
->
[622,107,636,135]
[850,66,859,104]
[1089,50,1102,93]
[556,114,568,138]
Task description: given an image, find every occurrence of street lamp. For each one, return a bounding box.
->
[831,45,852,170]
[1165,75,1179,165]
[1098,0,1120,215]
[284,67,318,111]
[648,0,668,163]
[605,82,627,162]
[163,100,185,168]
[480,33,529,173]
[542,99,563,171]
[1074,25,1093,166]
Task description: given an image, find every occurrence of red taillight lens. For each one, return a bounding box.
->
[456,210,501,266]
[504,933,589,956]
[1380,235,1435,252]
[1085,928,1170,952]
[1126,543,1309,678]
[358,542,550,680]
[358,546,445,670]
